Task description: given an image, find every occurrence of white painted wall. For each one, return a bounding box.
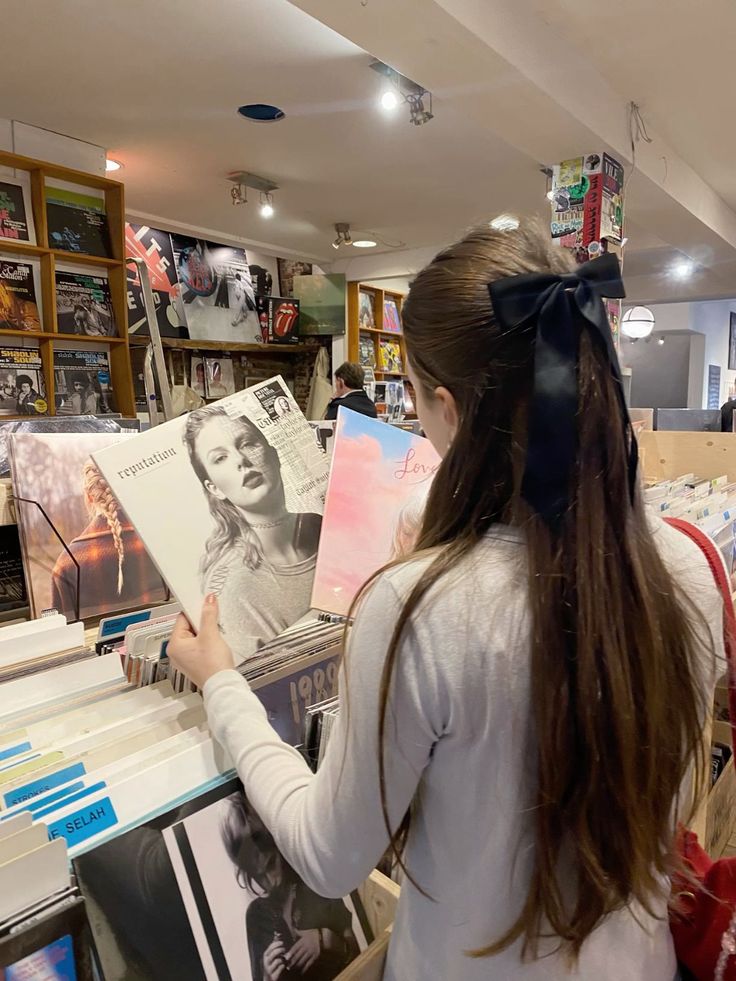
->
[623,299,736,407]
[0,118,105,175]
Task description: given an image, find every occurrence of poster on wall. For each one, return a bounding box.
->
[171,236,260,344]
[125,223,186,338]
[708,364,722,410]
[277,258,313,298]
[246,248,279,297]
[293,273,346,335]
[729,312,736,371]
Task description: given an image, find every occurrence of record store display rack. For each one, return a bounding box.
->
[0,149,135,417]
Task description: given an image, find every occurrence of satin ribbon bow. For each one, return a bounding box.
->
[489,252,637,528]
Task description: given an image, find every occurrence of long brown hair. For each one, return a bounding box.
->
[356,221,710,961]
[82,460,125,594]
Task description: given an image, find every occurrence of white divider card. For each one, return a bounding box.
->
[0,613,68,642]
[40,738,233,858]
[0,823,47,864]
[0,810,31,839]
[0,679,178,753]
[0,621,85,668]
[0,836,69,922]
[0,697,205,807]
[92,376,329,664]
[0,652,125,718]
[97,601,181,646]
[1,726,210,823]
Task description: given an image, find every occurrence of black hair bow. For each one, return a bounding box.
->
[489,252,637,529]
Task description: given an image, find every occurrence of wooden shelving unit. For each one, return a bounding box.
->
[0,149,135,416]
[346,282,407,379]
[129,336,309,355]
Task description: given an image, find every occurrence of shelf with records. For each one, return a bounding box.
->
[347,281,408,380]
[129,334,310,354]
[0,150,135,417]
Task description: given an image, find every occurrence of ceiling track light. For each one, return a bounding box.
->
[370,60,434,127]
[227,171,278,210]
[332,222,352,249]
[259,191,274,218]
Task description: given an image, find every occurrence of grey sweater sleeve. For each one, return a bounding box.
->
[203,574,447,898]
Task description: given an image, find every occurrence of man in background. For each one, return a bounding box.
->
[325,362,378,421]
[721,395,736,432]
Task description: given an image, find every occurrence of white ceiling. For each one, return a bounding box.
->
[1,0,734,303]
[0,0,543,261]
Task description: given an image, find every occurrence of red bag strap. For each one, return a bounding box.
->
[664,516,736,754]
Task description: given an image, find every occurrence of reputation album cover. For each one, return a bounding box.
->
[93,377,329,661]
[311,409,439,616]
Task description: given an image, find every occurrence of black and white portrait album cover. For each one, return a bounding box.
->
[93,377,330,662]
[73,778,371,981]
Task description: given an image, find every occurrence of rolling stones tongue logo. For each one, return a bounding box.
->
[273,302,298,338]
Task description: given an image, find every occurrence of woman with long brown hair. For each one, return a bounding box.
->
[169,221,723,979]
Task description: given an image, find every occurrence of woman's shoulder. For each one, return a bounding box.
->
[361,527,526,628]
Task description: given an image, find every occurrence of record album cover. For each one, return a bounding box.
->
[0,348,47,416]
[378,340,402,374]
[0,259,41,332]
[9,431,167,620]
[382,297,401,334]
[292,275,345,336]
[54,349,115,416]
[358,334,375,368]
[55,272,115,337]
[92,377,329,662]
[204,356,236,399]
[46,189,111,259]
[0,524,27,613]
[172,236,259,344]
[125,223,185,339]
[358,290,375,330]
[0,177,35,244]
[0,416,122,478]
[277,259,312,299]
[255,296,300,345]
[311,409,440,616]
[74,779,370,981]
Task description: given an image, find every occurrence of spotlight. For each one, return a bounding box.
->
[353,239,377,248]
[332,223,352,249]
[657,337,665,345]
[490,214,520,231]
[622,306,655,339]
[380,89,400,111]
[105,158,122,172]
[546,189,555,201]
[671,259,694,280]
[407,90,433,126]
[259,191,274,218]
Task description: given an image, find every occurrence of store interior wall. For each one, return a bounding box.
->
[625,330,705,409]
[624,300,736,407]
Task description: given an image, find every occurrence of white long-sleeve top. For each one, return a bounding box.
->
[203,521,722,980]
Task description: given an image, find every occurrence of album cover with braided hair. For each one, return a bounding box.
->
[8,432,168,620]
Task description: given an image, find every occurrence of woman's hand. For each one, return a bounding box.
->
[286,929,321,973]
[167,594,234,689]
[263,938,288,981]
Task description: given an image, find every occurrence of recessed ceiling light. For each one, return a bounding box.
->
[671,259,695,279]
[105,158,122,172]
[237,104,286,123]
[490,214,520,231]
[353,239,377,248]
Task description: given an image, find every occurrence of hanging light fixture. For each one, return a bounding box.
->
[622,306,655,339]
